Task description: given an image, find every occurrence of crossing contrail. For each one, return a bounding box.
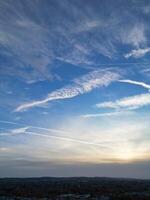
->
[0,120,69,134]
[0,120,110,149]
[24,131,110,148]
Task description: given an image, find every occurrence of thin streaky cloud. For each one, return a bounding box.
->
[0,127,29,136]
[0,120,70,135]
[15,70,121,112]
[0,120,17,125]
[0,133,12,136]
[118,79,150,90]
[124,47,150,58]
[0,121,125,147]
[119,22,146,49]
[96,93,150,110]
[74,20,104,33]
[0,129,110,149]
[11,127,29,134]
[25,131,110,148]
[80,111,133,118]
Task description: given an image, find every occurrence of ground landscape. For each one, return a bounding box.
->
[0,177,150,199]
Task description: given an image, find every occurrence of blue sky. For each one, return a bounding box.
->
[0,0,150,178]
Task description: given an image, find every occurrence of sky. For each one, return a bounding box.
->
[0,0,150,178]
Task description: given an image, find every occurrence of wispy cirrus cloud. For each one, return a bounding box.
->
[121,23,146,48]
[140,67,150,78]
[74,20,103,33]
[0,127,29,136]
[80,111,133,118]
[0,1,54,83]
[96,93,150,110]
[11,127,29,135]
[15,69,121,112]
[118,79,150,90]
[124,47,150,58]
[0,0,149,85]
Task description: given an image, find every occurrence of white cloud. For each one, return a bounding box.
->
[124,47,150,58]
[0,1,116,82]
[80,111,133,118]
[121,23,146,47]
[11,127,29,134]
[118,79,150,90]
[0,147,13,153]
[0,127,29,136]
[0,1,114,84]
[74,20,104,33]
[140,67,150,77]
[15,69,121,112]
[0,0,149,84]
[0,120,69,135]
[0,3,54,82]
[96,93,150,110]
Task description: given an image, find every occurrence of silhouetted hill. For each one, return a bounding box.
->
[0,177,150,199]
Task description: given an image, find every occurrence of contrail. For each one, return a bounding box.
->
[0,120,17,125]
[0,120,69,134]
[0,120,110,149]
[118,79,150,90]
[25,131,109,148]
[80,111,133,118]
[0,129,110,149]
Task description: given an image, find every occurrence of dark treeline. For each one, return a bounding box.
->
[0,177,150,199]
